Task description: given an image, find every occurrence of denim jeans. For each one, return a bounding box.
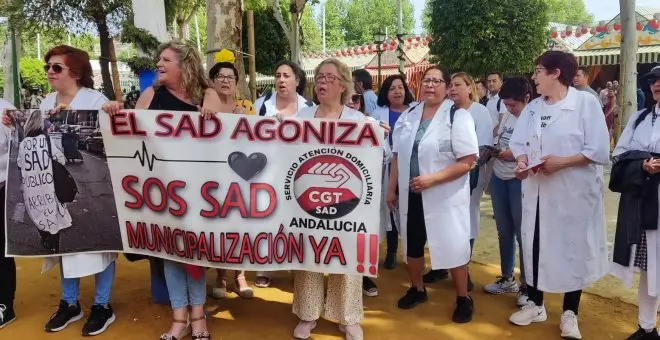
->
[163,260,206,310]
[490,174,525,284]
[61,261,116,307]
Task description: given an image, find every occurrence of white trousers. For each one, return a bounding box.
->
[639,271,660,330]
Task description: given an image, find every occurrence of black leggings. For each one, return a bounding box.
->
[406,192,427,258]
[0,186,16,310]
[527,199,582,314]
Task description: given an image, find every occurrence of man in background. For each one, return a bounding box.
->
[573,66,599,100]
[352,69,378,115]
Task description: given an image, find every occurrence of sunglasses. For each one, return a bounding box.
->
[44,64,69,74]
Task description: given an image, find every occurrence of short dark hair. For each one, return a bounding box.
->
[423,64,450,85]
[352,69,373,90]
[274,60,305,95]
[577,66,590,76]
[377,74,415,107]
[209,62,238,80]
[499,76,533,103]
[476,79,487,88]
[487,72,503,81]
[535,50,578,87]
[45,45,94,88]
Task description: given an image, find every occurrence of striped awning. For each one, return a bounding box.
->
[573,45,660,66]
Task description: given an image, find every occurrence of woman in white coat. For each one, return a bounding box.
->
[610,66,660,340]
[508,51,610,339]
[371,74,416,269]
[388,65,478,323]
[427,71,493,290]
[1,45,117,336]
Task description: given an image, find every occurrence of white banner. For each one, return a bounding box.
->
[102,110,384,276]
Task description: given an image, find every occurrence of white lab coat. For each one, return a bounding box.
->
[41,88,118,279]
[610,104,660,295]
[370,104,418,234]
[392,100,478,269]
[509,87,610,293]
[254,92,313,117]
[467,102,494,239]
[296,106,391,241]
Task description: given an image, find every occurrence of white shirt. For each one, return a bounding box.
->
[254,92,313,117]
[493,112,519,180]
[0,98,16,184]
[486,93,508,126]
[40,88,108,115]
[467,102,494,147]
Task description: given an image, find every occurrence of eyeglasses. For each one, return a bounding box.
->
[315,73,339,83]
[44,63,69,74]
[215,75,236,83]
[422,78,445,87]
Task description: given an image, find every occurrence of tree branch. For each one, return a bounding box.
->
[267,0,293,43]
[183,0,204,25]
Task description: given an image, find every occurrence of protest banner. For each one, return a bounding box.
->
[5,109,385,277]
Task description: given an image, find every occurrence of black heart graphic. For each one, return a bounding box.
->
[227,152,268,181]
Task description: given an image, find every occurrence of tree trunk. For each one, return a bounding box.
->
[2,28,22,105]
[96,16,115,100]
[206,0,248,99]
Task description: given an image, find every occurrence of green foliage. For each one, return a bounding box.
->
[544,0,593,25]
[19,57,48,91]
[342,0,415,47]
[427,0,549,77]
[120,18,161,53]
[322,0,347,49]
[124,56,157,75]
[242,6,289,74]
[300,5,322,52]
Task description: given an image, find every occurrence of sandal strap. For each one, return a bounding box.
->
[192,331,211,340]
[173,319,188,324]
[190,316,206,322]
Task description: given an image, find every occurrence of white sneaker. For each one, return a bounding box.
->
[509,303,547,326]
[516,288,530,307]
[484,276,520,294]
[560,311,582,339]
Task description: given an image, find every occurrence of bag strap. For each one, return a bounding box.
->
[497,98,502,112]
[633,107,654,129]
[45,135,53,159]
[258,91,273,116]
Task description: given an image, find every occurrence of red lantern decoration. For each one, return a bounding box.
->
[407,37,412,42]
[637,23,644,31]
[590,27,597,34]
[382,43,387,49]
[423,40,428,46]
[614,23,621,31]
[354,47,359,53]
[650,19,659,30]
[581,26,588,34]
[390,40,396,46]
[566,31,572,36]
[415,36,421,41]
[426,35,431,41]
[551,31,558,38]
[595,25,602,33]
[575,32,582,38]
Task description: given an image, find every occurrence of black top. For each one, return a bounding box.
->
[148,86,200,111]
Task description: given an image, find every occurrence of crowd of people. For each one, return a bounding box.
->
[0,40,659,340]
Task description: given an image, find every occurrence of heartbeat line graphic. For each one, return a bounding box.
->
[106,141,227,171]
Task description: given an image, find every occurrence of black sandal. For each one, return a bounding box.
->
[191,316,211,340]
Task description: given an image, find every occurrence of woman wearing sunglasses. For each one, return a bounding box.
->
[388,65,478,323]
[2,45,118,336]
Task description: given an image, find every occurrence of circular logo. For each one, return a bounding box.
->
[293,155,363,219]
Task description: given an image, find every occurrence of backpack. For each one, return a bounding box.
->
[449,105,479,194]
[258,92,314,116]
[46,136,78,203]
[497,98,503,112]
[633,107,655,129]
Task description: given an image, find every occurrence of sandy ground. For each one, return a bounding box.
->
[2,177,650,339]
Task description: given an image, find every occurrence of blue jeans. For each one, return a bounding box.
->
[163,260,206,310]
[61,261,115,307]
[490,174,525,284]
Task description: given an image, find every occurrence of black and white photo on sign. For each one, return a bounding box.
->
[5,109,122,256]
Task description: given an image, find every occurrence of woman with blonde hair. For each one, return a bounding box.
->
[104,40,222,340]
[291,58,389,340]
